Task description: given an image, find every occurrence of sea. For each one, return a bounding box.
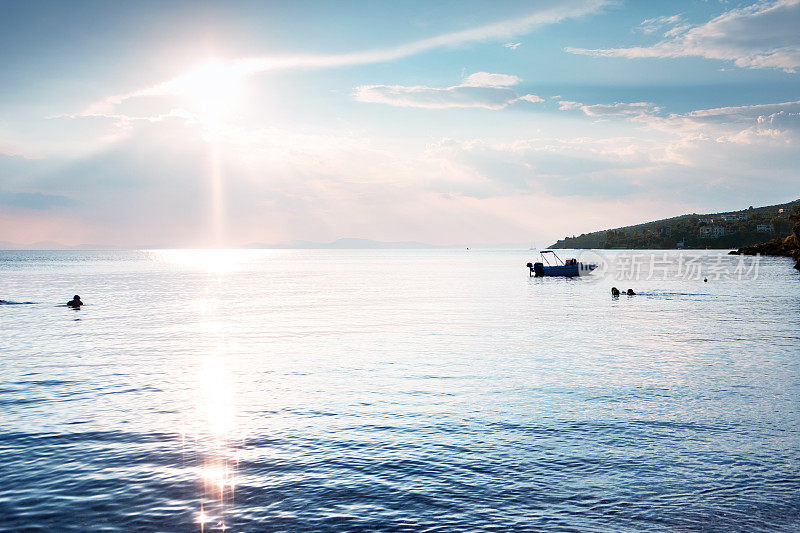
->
[1,249,798,532]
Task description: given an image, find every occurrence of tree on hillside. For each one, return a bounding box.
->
[788,204,800,250]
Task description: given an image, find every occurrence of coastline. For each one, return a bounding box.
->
[729,206,800,271]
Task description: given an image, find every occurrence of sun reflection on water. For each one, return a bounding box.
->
[153,248,274,530]
[147,249,266,274]
[182,351,244,532]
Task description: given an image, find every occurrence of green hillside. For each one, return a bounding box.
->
[550,199,800,249]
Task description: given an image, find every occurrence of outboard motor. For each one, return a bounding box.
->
[527,262,545,277]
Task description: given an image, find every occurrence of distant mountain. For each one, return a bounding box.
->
[0,238,484,250]
[0,241,125,250]
[243,238,452,249]
[550,199,800,249]
[72,244,126,250]
[0,240,70,250]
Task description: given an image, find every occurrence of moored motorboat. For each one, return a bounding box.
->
[526,250,596,277]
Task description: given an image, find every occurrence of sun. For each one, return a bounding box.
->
[175,60,246,123]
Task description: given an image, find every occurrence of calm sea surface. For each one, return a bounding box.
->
[1,249,799,532]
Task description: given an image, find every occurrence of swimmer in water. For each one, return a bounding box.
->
[67,295,83,308]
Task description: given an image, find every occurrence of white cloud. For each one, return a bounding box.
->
[424,136,665,195]
[558,97,800,144]
[8,94,800,247]
[640,99,800,135]
[516,94,545,104]
[637,14,686,35]
[583,102,658,117]
[566,0,800,72]
[232,0,608,72]
[353,72,543,110]
[685,100,800,121]
[558,100,582,110]
[75,0,610,118]
[418,96,800,207]
[462,72,521,87]
[559,101,659,117]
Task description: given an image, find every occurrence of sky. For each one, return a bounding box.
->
[1,0,799,247]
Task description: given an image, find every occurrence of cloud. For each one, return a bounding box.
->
[582,102,658,117]
[637,14,687,36]
[462,72,520,87]
[559,100,658,116]
[557,98,800,149]
[639,99,800,135]
[555,97,800,155]
[71,0,609,117]
[1,117,556,246]
[684,100,800,121]
[558,100,582,111]
[423,97,800,205]
[0,190,77,210]
[566,0,800,72]
[423,136,661,198]
[7,94,800,247]
[516,94,545,104]
[420,100,800,208]
[354,72,543,110]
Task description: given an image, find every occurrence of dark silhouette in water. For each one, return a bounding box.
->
[611,287,637,296]
[67,295,83,308]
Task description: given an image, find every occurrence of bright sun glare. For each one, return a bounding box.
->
[176,61,246,123]
[148,249,261,273]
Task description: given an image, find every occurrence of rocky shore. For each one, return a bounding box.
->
[730,206,800,271]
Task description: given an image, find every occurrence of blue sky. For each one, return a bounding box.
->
[1,0,799,247]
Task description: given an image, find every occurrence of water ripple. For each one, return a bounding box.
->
[1,249,799,531]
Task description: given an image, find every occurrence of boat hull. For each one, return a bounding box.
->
[532,262,597,277]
